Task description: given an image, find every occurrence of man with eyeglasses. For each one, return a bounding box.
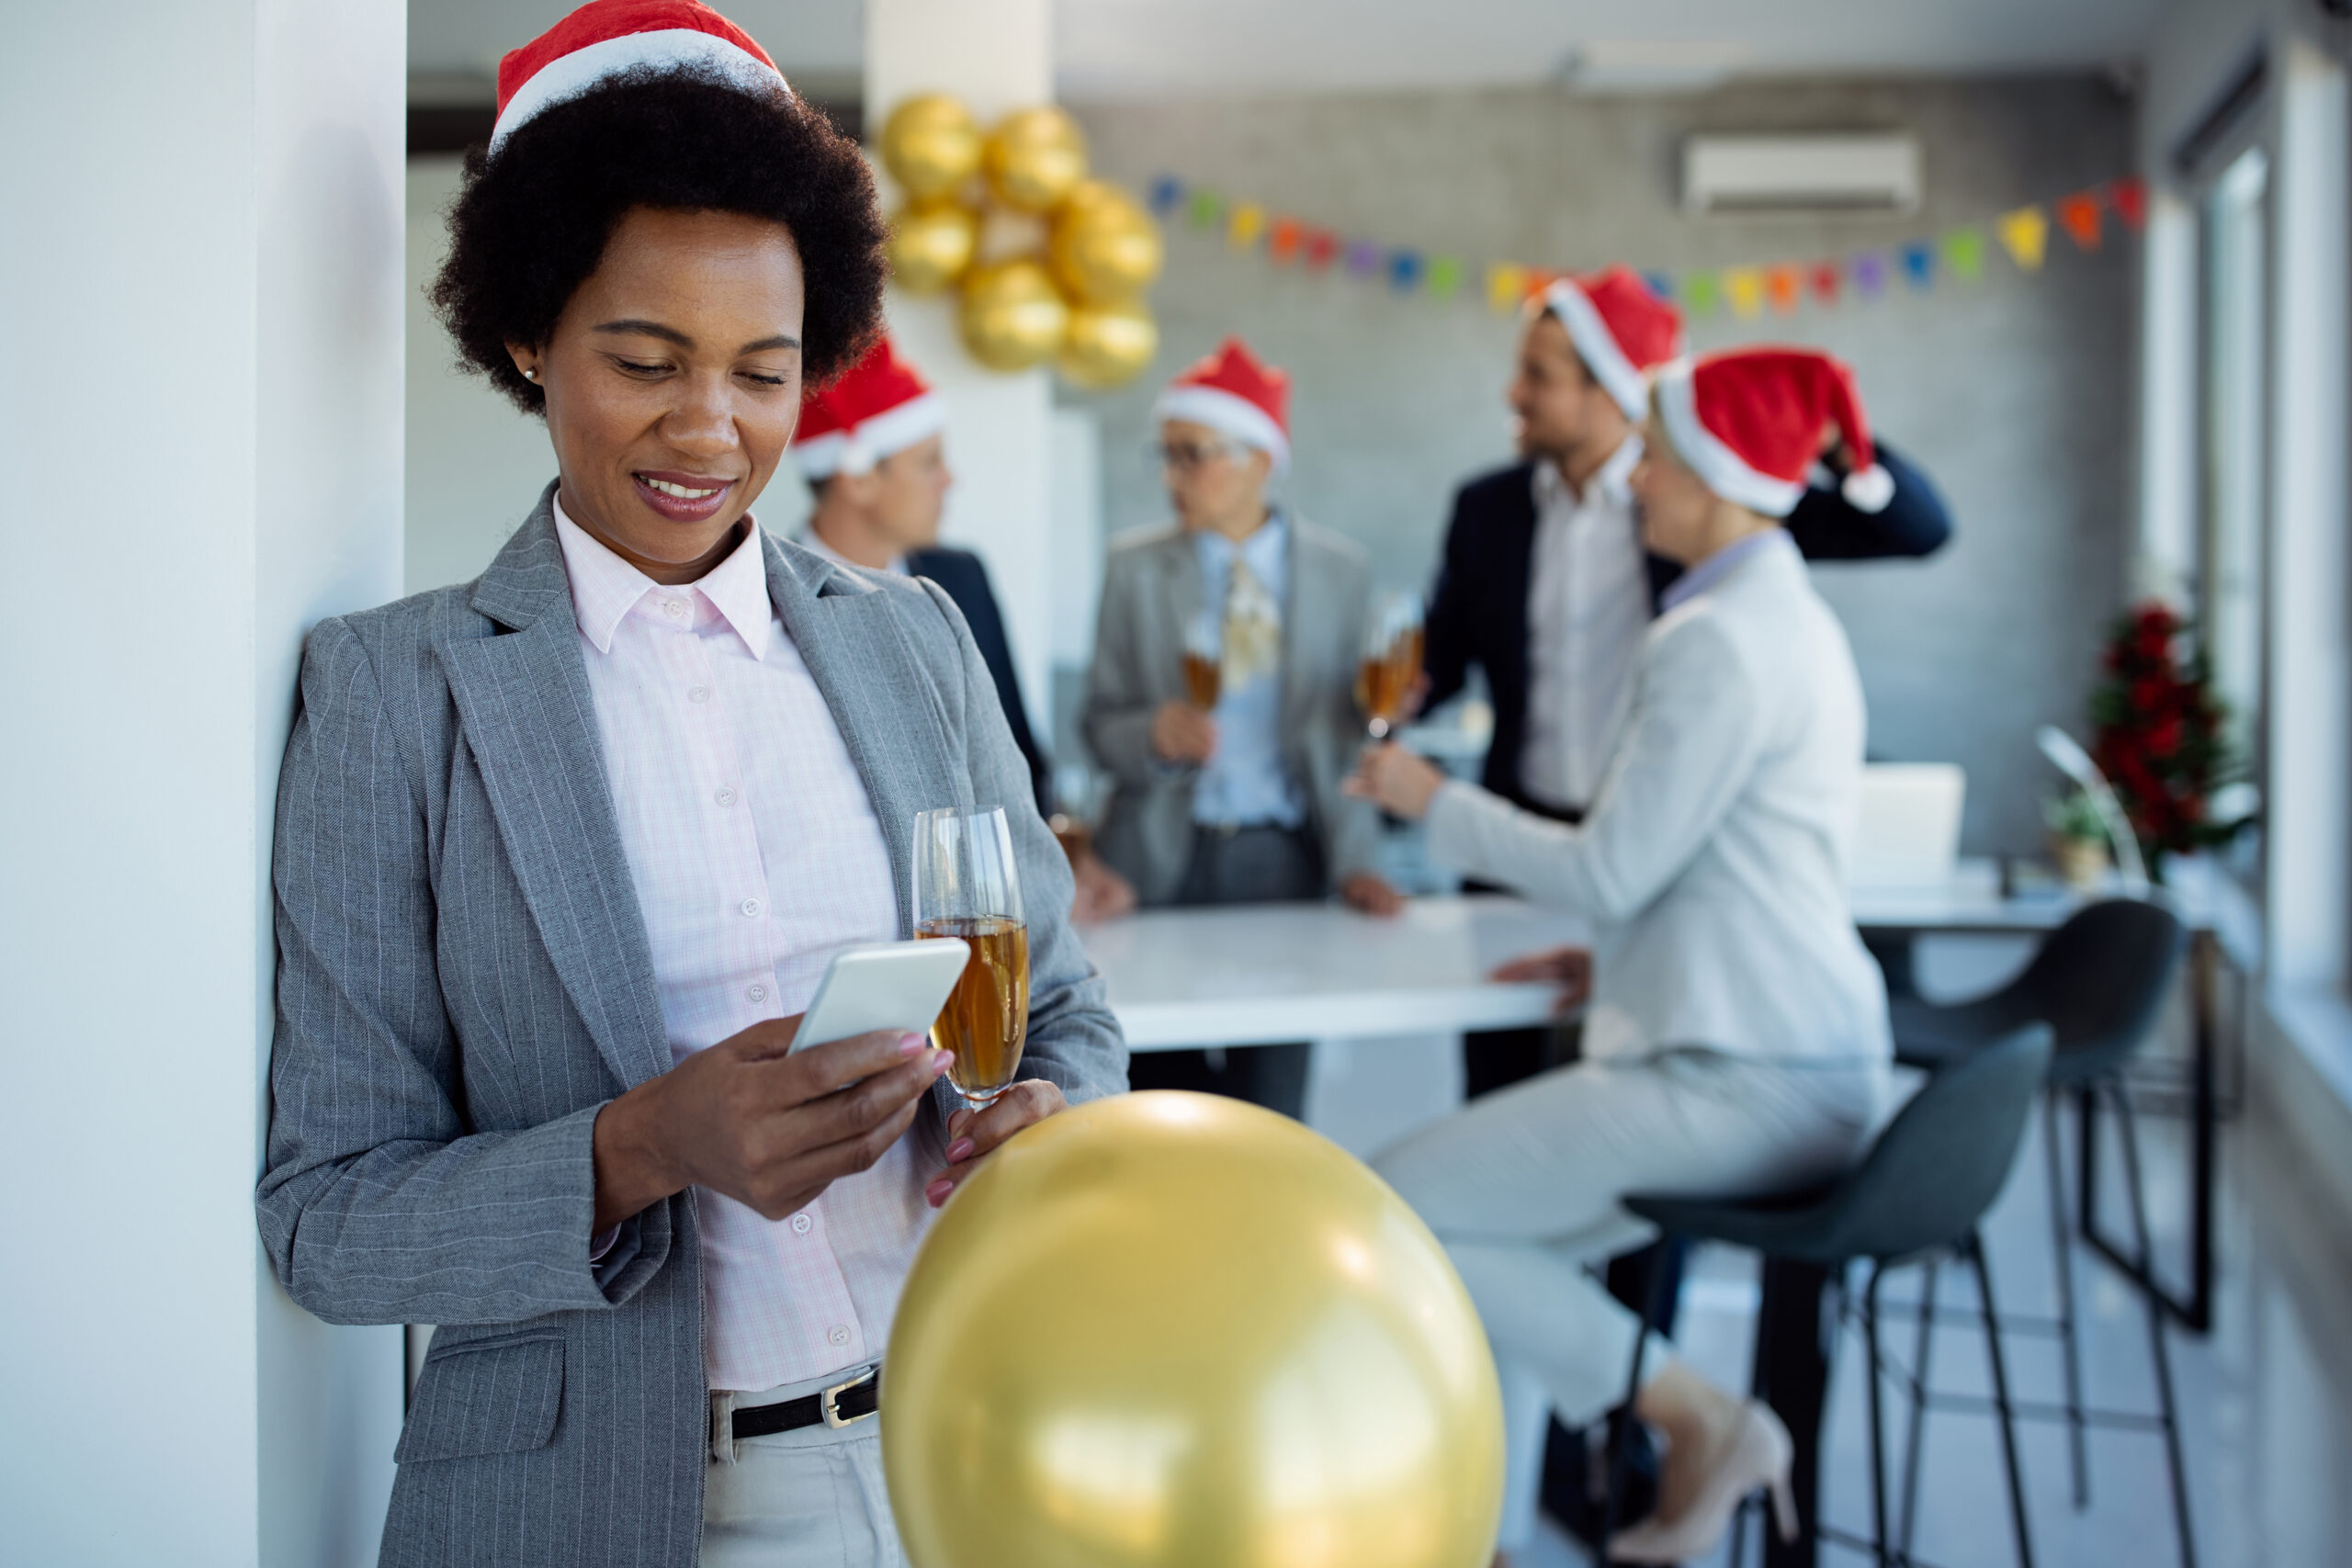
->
[1081,338,1403,1118]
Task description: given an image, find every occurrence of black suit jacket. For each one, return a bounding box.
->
[905,546,1053,816]
[1421,438,1951,809]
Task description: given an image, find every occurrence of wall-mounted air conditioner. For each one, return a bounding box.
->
[1681,134,1922,214]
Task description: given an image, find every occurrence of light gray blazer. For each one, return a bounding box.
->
[256,487,1125,1568]
[1080,514,1382,906]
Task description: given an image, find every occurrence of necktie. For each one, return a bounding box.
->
[1220,554,1282,694]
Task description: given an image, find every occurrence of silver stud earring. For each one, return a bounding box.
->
[524,367,538,382]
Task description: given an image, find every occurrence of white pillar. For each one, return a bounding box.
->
[865,0,1058,751]
[0,2,407,1563]
[2132,191,2198,604]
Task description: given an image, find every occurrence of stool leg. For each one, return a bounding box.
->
[1965,1233,2035,1568]
[1863,1264,1892,1568]
[1598,1242,1675,1562]
[1895,1258,1938,1560]
[2110,1080,2199,1568]
[2041,1090,2090,1508]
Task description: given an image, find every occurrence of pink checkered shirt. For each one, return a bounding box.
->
[556,499,934,1393]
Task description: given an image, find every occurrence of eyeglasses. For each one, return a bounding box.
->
[1148,437,1252,474]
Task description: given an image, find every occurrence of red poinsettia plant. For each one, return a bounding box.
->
[2088,602,2253,863]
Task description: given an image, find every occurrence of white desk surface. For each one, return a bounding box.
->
[1078,861,2258,1053]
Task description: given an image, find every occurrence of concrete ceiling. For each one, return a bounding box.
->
[410,0,2170,100]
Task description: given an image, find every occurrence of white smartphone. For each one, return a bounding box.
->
[788,939,971,1054]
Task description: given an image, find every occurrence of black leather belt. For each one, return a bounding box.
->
[731,1365,879,1438]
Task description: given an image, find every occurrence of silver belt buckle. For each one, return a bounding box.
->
[821,1365,878,1429]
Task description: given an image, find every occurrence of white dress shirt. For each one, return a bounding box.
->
[555,500,933,1393]
[1519,437,1649,813]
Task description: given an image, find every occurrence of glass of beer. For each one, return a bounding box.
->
[1181,610,1223,710]
[912,806,1030,1108]
[1358,592,1425,739]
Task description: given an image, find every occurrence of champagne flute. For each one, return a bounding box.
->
[1181,610,1224,710]
[912,806,1030,1109]
[1359,592,1425,740]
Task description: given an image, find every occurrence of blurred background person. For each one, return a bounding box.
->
[794,335,1137,924]
[1352,347,1900,1565]
[1082,338,1403,1118]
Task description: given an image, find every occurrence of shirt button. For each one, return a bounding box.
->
[827,1325,851,1347]
[715,786,737,807]
[790,1213,812,1235]
[747,983,767,1003]
[688,685,711,704]
[663,599,685,618]
[740,898,763,919]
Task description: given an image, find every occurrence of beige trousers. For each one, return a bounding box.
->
[702,1370,901,1568]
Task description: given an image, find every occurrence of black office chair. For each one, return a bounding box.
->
[1891,898,2194,1568]
[1598,1024,2054,1568]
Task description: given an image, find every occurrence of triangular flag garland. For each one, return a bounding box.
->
[1146,170,2139,316]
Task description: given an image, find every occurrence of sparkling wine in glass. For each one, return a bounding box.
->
[1358,592,1425,739]
[1181,610,1224,710]
[911,806,1030,1108]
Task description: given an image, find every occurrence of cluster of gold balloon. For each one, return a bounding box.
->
[878,96,1165,389]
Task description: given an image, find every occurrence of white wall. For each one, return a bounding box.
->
[0,2,406,1562]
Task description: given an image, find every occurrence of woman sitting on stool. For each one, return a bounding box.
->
[1349,347,1896,1565]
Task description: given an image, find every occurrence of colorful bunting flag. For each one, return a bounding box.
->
[1148,175,1183,217]
[1227,202,1266,250]
[1268,217,1304,265]
[1681,272,1720,317]
[1850,252,1888,299]
[1486,263,1527,313]
[1426,255,1464,300]
[1996,207,2050,271]
[2108,177,2148,231]
[1387,251,1423,292]
[1808,263,1841,306]
[1766,265,1801,315]
[1344,240,1382,277]
[1899,242,1936,290]
[1944,228,1986,282]
[1724,268,1765,320]
[2056,192,2104,251]
[1304,229,1340,271]
[1186,189,1224,230]
[1642,269,1675,302]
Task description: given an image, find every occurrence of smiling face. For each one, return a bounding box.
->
[509,205,808,583]
[1508,310,1631,471]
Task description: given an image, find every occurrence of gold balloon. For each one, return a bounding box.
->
[1059,300,1159,389]
[885,1092,1505,1568]
[958,258,1069,371]
[983,106,1089,213]
[880,94,982,201]
[888,199,980,295]
[1048,188,1165,304]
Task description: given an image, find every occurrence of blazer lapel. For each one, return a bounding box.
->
[764,534,960,938]
[438,498,671,1090]
[1276,514,1319,741]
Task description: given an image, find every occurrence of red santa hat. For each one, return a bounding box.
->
[1152,338,1292,476]
[1654,347,1895,517]
[790,336,947,479]
[1541,266,1684,422]
[492,0,789,155]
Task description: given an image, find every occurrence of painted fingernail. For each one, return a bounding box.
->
[946,1138,976,1162]
[925,1179,954,1206]
[929,1050,954,1074]
[899,1033,927,1055]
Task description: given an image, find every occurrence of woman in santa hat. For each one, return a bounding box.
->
[255,6,1121,1566]
[1351,348,1899,1564]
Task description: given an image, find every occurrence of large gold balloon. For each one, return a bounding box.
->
[958,259,1069,371]
[983,106,1089,213]
[880,94,982,201]
[888,199,980,295]
[885,1092,1505,1568]
[1048,186,1165,304]
[1059,300,1159,389]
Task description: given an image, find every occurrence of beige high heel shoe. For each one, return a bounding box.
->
[1605,1400,1797,1564]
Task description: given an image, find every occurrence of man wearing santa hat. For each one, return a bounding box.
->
[795,336,1138,923]
[1082,337,1402,1118]
[1353,346,1901,1567]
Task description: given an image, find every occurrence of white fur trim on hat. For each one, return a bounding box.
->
[1153,385,1291,476]
[491,28,790,153]
[1654,360,1806,519]
[1544,280,1650,422]
[792,390,946,480]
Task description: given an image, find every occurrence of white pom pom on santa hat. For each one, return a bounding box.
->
[1654,347,1892,518]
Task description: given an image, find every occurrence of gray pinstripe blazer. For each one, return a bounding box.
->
[257,487,1125,1568]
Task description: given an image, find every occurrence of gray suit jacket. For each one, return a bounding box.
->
[1080,514,1381,906]
[256,488,1125,1568]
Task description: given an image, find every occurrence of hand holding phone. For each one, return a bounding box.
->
[790,939,972,1054]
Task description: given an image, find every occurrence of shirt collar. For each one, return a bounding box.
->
[1193,508,1287,570]
[1658,529,1793,614]
[798,526,907,576]
[552,495,777,660]
[1535,434,1643,511]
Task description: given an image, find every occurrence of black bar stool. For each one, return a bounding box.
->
[1890,898,2195,1568]
[1599,1024,2054,1568]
